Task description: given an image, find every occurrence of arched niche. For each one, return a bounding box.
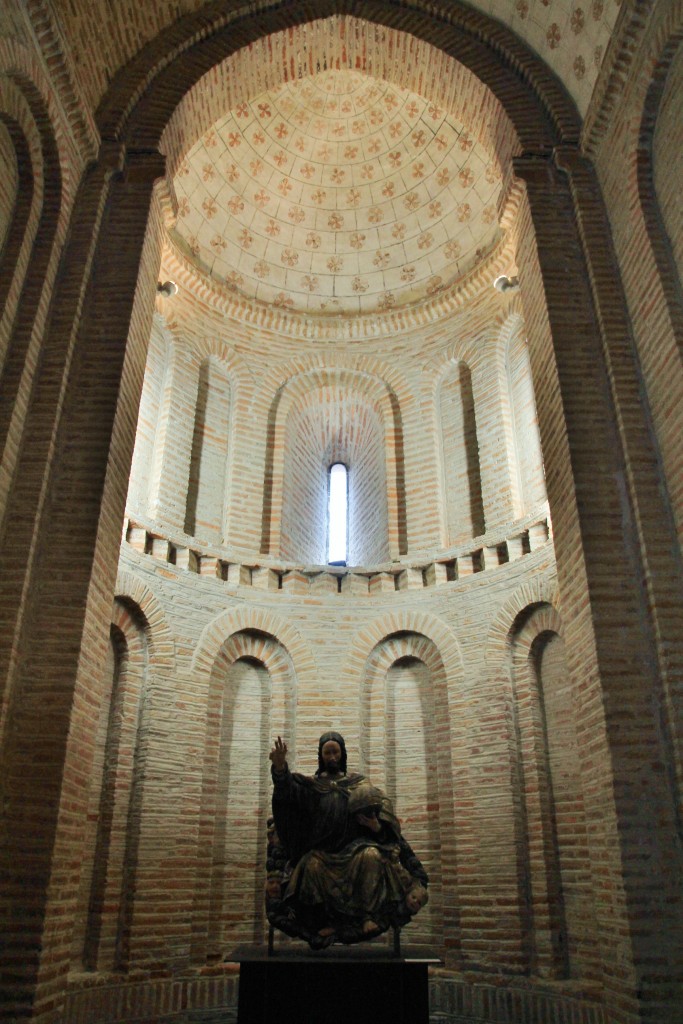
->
[263,368,406,564]
[360,630,458,955]
[502,315,546,517]
[185,352,233,543]
[437,359,484,545]
[193,629,297,961]
[126,314,174,520]
[72,598,149,972]
[508,603,598,982]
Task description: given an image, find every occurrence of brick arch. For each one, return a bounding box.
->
[0,61,64,524]
[114,569,176,671]
[348,607,464,687]
[95,1,579,166]
[258,361,410,559]
[637,16,683,352]
[191,604,317,689]
[0,37,75,186]
[485,576,561,664]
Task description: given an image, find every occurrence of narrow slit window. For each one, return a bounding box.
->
[327,463,348,564]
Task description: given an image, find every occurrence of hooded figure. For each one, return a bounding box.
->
[267,732,428,948]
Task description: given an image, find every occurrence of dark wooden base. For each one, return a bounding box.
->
[236,957,432,1024]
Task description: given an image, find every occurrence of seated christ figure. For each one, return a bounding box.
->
[265,731,429,949]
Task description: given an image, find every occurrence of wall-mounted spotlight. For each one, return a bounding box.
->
[493,274,519,293]
[157,280,178,298]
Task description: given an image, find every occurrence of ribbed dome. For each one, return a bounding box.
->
[172,69,503,316]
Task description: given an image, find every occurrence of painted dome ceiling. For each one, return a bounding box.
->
[172,70,504,316]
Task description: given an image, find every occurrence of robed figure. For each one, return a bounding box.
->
[265,732,429,949]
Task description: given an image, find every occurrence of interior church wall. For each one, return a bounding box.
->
[0,2,681,1024]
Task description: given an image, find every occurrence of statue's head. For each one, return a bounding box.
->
[316,731,347,776]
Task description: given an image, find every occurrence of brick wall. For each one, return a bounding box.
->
[1,3,682,1023]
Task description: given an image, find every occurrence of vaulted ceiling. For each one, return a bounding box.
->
[172,70,503,315]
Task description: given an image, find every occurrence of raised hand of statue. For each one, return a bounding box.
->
[269,736,288,772]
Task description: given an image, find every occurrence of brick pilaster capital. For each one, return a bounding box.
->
[96,139,126,176]
[553,145,592,179]
[122,147,167,184]
[511,153,555,187]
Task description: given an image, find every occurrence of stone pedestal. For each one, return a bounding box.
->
[234,949,435,1024]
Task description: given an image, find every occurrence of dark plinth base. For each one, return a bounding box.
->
[232,948,436,1024]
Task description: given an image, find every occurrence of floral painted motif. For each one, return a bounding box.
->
[210,235,226,252]
[328,213,344,230]
[574,55,586,79]
[266,220,281,237]
[202,163,215,182]
[547,23,561,49]
[350,232,366,250]
[281,248,299,267]
[445,240,461,260]
[436,168,451,186]
[306,232,322,249]
[227,196,244,215]
[202,197,218,219]
[417,232,433,250]
[459,168,474,188]
[373,250,391,269]
[456,203,471,222]
[368,207,383,224]
[327,256,343,272]
[301,275,319,292]
[352,276,368,293]
[253,260,270,279]
[400,265,416,282]
[238,229,253,249]
[571,7,585,32]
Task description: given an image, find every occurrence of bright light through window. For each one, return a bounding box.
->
[328,463,348,563]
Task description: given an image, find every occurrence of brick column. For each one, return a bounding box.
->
[514,152,683,1023]
[0,145,165,1020]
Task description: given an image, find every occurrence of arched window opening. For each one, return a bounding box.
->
[327,462,348,565]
